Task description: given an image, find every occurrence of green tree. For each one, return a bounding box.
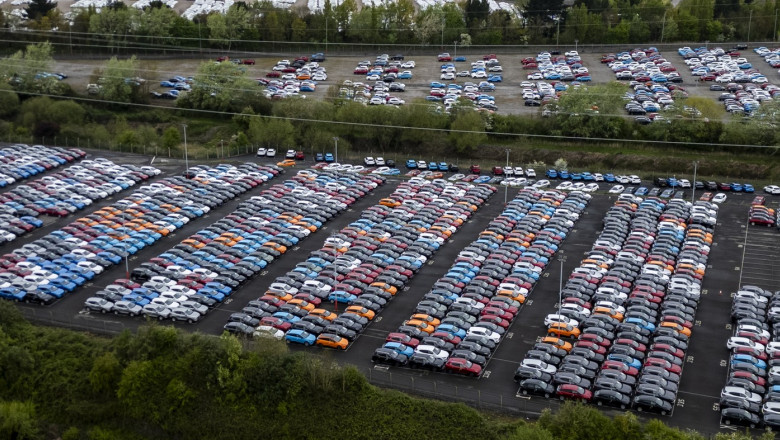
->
[207,3,251,49]
[0,42,65,95]
[0,84,20,118]
[161,126,181,152]
[0,400,40,440]
[248,117,295,149]
[24,0,56,21]
[449,111,486,153]
[177,60,261,112]
[97,56,141,103]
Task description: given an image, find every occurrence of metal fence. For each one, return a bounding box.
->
[364,365,561,417]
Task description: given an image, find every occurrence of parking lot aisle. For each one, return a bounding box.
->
[739,228,780,290]
[478,194,615,393]
[194,181,400,335]
[668,204,753,436]
[14,166,290,329]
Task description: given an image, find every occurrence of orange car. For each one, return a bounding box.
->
[265,291,293,302]
[287,299,315,312]
[379,198,401,208]
[308,309,337,321]
[541,336,573,352]
[547,323,581,338]
[660,321,691,337]
[263,242,287,253]
[370,282,397,295]
[409,313,441,327]
[277,159,296,167]
[181,239,205,249]
[159,204,180,213]
[404,319,435,334]
[345,306,375,320]
[456,201,478,211]
[496,289,526,304]
[316,333,348,350]
[592,307,624,322]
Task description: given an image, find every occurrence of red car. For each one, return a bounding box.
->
[574,340,607,355]
[241,59,255,65]
[614,338,646,352]
[579,333,611,347]
[730,370,766,387]
[732,346,767,361]
[114,279,141,290]
[437,53,452,62]
[649,343,685,359]
[478,315,510,329]
[643,357,682,374]
[556,384,593,401]
[386,332,420,348]
[444,357,481,376]
[294,151,304,160]
[469,164,481,174]
[602,360,639,376]
[265,71,281,78]
[260,316,291,331]
[431,331,461,346]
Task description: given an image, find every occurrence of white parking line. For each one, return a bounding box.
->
[677,390,720,399]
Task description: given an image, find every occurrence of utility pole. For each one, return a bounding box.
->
[504,148,510,204]
[441,14,445,50]
[182,124,189,174]
[556,15,561,47]
[660,10,667,43]
[691,161,698,204]
[221,139,224,158]
[748,9,753,44]
[333,137,339,163]
[775,9,778,42]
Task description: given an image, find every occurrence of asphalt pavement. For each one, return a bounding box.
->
[8,149,780,437]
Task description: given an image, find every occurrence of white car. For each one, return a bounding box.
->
[712,193,727,203]
[629,175,641,184]
[266,148,276,157]
[415,344,449,360]
[764,185,780,195]
[609,185,625,194]
[375,157,385,166]
[544,314,579,328]
[84,297,114,313]
[583,183,599,192]
[520,358,557,374]
[441,72,456,80]
[467,326,500,343]
[387,97,405,105]
[364,157,376,166]
[721,386,761,404]
[285,149,295,158]
[256,148,267,157]
[254,325,284,340]
[525,168,536,177]
[726,336,765,352]
[766,342,780,356]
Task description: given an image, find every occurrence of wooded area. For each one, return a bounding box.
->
[0,301,771,440]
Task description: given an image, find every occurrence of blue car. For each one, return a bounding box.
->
[732,354,766,369]
[428,162,438,171]
[430,81,446,88]
[635,187,649,196]
[398,71,412,79]
[328,291,358,304]
[454,56,467,62]
[439,162,447,170]
[731,182,744,192]
[315,153,325,162]
[607,354,642,369]
[38,284,65,299]
[406,159,417,169]
[546,169,558,179]
[625,317,655,332]
[0,287,26,301]
[559,170,571,179]
[324,153,335,162]
[436,323,467,339]
[285,329,316,346]
[382,169,400,175]
[383,342,414,357]
[743,184,754,193]
[160,80,176,87]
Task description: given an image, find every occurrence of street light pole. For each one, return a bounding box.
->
[182,124,189,174]
[691,161,698,204]
[504,148,510,204]
[221,139,224,158]
[558,256,565,313]
[333,137,339,163]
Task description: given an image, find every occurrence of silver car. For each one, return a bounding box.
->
[142,303,172,320]
[180,300,208,316]
[170,307,201,323]
[112,300,142,317]
[84,297,114,314]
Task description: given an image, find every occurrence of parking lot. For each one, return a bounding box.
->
[4,146,779,436]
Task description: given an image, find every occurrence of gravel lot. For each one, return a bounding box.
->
[53,47,757,116]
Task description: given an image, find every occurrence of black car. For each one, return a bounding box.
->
[229,312,260,327]
[518,378,555,397]
[408,352,445,370]
[632,394,673,415]
[371,348,408,366]
[223,321,255,336]
[592,389,631,409]
[514,366,553,383]
[720,407,760,428]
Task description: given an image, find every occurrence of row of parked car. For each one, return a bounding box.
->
[748,197,777,227]
[272,176,492,349]
[0,161,173,304]
[721,285,780,429]
[526,50,591,82]
[515,193,716,415]
[81,164,295,319]
[0,145,86,244]
[0,144,83,187]
[216,170,386,337]
[11,163,270,306]
[373,188,589,375]
[680,46,775,114]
